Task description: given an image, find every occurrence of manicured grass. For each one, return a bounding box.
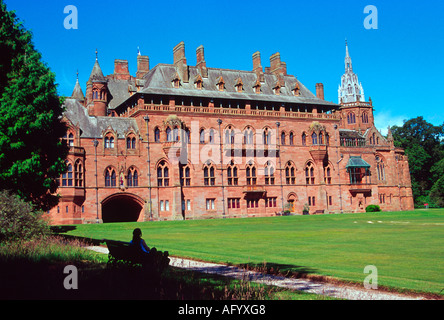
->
[61,209,444,295]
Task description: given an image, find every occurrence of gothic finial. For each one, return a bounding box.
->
[137,46,141,56]
[76,69,79,79]
[95,49,98,60]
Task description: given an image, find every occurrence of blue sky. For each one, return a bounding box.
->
[4,0,444,134]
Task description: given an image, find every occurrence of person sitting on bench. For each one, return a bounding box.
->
[130,228,150,254]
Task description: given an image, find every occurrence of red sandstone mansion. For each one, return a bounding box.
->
[50,41,414,224]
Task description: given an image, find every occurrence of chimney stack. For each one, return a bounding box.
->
[196,45,208,78]
[252,51,264,82]
[316,83,325,100]
[137,55,150,79]
[113,59,130,80]
[173,41,189,83]
[270,53,286,86]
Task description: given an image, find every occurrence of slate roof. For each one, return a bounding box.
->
[64,98,138,138]
[88,59,107,83]
[139,64,338,107]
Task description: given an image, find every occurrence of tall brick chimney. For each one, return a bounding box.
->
[137,55,150,79]
[173,41,189,83]
[252,51,264,82]
[196,45,208,78]
[270,53,286,86]
[113,59,130,80]
[316,83,325,100]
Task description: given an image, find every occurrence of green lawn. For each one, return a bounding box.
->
[60,209,444,295]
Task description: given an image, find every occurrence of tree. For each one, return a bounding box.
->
[0,1,68,210]
[391,117,444,207]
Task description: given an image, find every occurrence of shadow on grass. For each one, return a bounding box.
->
[236,262,318,279]
[0,254,278,300]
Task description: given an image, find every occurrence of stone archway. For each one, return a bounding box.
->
[101,193,145,223]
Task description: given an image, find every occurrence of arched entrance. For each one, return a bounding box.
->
[102,193,145,223]
[287,193,298,213]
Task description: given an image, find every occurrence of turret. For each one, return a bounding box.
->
[86,50,109,117]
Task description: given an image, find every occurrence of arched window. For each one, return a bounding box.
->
[180,164,191,186]
[347,112,356,124]
[243,127,254,145]
[225,126,235,144]
[127,167,139,187]
[126,136,136,149]
[157,161,169,186]
[362,112,369,124]
[302,132,306,146]
[105,135,115,149]
[246,162,257,185]
[166,127,172,142]
[324,165,332,184]
[263,128,271,145]
[285,162,296,185]
[209,129,215,144]
[227,161,238,186]
[312,132,318,145]
[173,126,180,142]
[154,127,161,143]
[61,161,73,187]
[67,133,74,147]
[305,162,315,185]
[281,132,286,145]
[203,162,215,186]
[264,161,275,185]
[319,132,324,145]
[200,128,205,144]
[74,160,83,187]
[376,156,385,181]
[105,167,116,187]
[289,132,294,146]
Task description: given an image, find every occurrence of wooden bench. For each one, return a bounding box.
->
[313,210,325,215]
[105,240,170,274]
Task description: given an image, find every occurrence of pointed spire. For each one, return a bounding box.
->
[71,70,85,101]
[88,49,106,83]
[345,39,352,72]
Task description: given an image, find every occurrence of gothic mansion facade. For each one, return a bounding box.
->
[51,42,414,224]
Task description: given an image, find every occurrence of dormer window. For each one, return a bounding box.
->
[172,72,181,89]
[235,77,243,93]
[273,82,281,95]
[194,74,204,90]
[253,79,261,94]
[216,76,225,91]
[292,83,300,96]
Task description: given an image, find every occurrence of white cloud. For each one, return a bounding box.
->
[374,110,407,136]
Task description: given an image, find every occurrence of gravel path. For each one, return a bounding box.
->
[86,246,427,300]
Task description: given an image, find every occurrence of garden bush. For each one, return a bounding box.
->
[0,190,50,242]
[365,204,382,212]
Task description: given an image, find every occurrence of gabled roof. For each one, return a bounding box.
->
[63,99,138,138]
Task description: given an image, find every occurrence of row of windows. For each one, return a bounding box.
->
[61,157,385,189]
[346,111,369,124]
[60,160,334,188]
[154,126,330,146]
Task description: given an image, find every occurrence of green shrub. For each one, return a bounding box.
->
[365,204,381,212]
[0,190,50,242]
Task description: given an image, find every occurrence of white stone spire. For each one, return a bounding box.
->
[338,41,365,104]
